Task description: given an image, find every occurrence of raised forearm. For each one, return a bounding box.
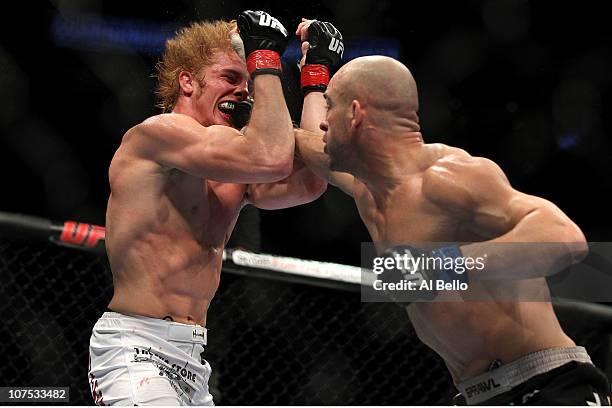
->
[245,75,294,160]
[300,91,326,132]
[238,10,293,169]
[295,91,330,191]
[294,128,332,181]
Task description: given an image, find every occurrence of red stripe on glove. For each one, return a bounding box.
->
[246,50,282,75]
[301,64,330,89]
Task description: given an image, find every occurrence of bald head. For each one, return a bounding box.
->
[332,56,419,122]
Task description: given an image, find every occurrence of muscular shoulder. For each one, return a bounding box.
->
[427,149,507,182]
[125,114,199,145]
[109,115,185,182]
[422,148,511,211]
[118,113,213,167]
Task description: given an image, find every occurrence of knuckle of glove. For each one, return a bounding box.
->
[236,10,254,35]
[238,10,288,56]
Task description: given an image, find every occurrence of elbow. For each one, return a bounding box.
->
[306,175,328,201]
[274,155,294,179]
[534,206,589,265]
[564,223,588,264]
[260,157,293,181]
[248,145,294,182]
[548,214,588,265]
[293,173,328,206]
[272,146,295,179]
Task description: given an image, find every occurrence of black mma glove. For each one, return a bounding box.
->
[301,20,344,92]
[229,98,253,129]
[237,10,289,77]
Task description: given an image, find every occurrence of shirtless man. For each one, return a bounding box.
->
[294,55,612,405]
[87,11,340,405]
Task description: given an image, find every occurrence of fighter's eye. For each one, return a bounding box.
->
[223,75,238,84]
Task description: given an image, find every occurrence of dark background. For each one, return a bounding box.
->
[1,2,612,404]
[1,0,611,266]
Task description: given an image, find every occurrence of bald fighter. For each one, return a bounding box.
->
[88,11,332,405]
[295,56,612,405]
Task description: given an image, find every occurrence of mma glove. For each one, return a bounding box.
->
[237,10,288,77]
[229,98,254,129]
[301,20,344,93]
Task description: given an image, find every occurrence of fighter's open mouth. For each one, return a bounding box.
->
[218,101,235,114]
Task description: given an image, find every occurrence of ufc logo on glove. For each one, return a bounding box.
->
[258,13,288,36]
[328,37,344,57]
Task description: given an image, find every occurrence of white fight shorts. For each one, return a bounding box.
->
[88,311,214,406]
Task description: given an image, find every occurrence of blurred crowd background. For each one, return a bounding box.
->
[1,0,611,265]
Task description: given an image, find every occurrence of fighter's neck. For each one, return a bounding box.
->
[355,135,440,203]
[355,132,426,178]
[173,98,192,115]
[172,100,207,126]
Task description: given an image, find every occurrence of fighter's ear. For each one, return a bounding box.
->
[178,71,195,97]
[350,99,363,129]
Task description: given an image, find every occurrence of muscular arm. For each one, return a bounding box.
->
[242,18,355,208]
[300,89,326,132]
[294,128,356,196]
[245,97,329,209]
[245,45,333,209]
[425,155,588,280]
[246,157,326,209]
[126,75,294,184]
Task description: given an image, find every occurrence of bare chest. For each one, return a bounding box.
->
[353,180,465,246]
[163,175,247,246]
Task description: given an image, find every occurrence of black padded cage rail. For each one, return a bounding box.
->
[0,211,611,405]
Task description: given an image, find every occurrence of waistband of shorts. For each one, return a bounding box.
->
[456,346,592,405]
[99,311,207,345]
